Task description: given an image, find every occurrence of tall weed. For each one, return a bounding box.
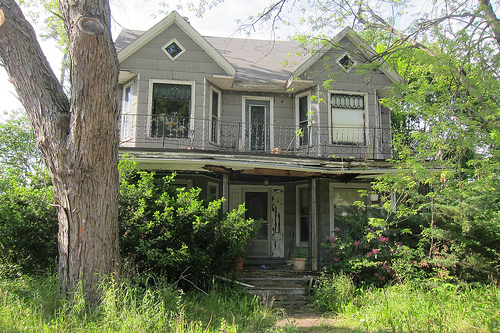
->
[0,274,276,332]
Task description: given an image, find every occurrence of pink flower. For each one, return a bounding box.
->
[390,249,395,254]
[372,249,380,255]
[354,240,361,246]
[333,257,340,262]
[367,252,373,257]
[377,236,389,242]
[328,235,336,242]
[333,227,341,232]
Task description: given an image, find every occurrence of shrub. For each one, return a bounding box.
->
[118,157,258,286]
[313,271,356,312]
[0,172,58,276]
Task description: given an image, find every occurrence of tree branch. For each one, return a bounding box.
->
[0,0,70,145]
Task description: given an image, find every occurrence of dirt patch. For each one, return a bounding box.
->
[274,304,362,332]
[275,304,337,329]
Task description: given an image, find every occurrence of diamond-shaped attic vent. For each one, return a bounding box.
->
[162,38,186,61]
[336,53,357,72]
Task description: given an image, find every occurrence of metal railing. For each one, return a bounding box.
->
[119,114,392,159]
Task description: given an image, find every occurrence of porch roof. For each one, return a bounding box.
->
[119,147,396,181]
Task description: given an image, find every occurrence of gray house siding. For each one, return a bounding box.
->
[116,14,397,267]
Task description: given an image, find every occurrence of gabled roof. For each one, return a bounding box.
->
[115,13,400,90]
[116,11,236,77]
[291,27,400,84]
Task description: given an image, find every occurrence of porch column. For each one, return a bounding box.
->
[222,174,229,214]
[311,178,318,271]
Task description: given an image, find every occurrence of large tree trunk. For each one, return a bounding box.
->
[0,0,120,303]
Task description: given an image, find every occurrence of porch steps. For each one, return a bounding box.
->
[236,269,319,305]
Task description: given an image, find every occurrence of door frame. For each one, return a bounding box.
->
[242,96,274,151]
[230,184,284,258]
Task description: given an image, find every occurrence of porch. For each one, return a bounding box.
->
[119,114,392,160]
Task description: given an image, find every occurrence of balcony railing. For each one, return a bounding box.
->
[119,114,392,159]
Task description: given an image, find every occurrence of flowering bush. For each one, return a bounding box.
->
[322,225,409,286]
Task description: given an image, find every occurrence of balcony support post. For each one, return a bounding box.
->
[222,173,229,214]
[311,177,319,271]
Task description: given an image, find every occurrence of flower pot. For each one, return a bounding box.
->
[292,257,307,271]
[234,257,244,271]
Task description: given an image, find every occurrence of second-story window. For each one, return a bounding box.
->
[150,82,191,138]
[331,93,365,145]
[298,95,310,146]
[121,84,133,140]
[210,88,220,144]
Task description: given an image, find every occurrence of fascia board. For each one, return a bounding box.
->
[117,11,236,77]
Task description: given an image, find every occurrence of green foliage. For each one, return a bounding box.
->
[366,39,500,283]
[118,157,258,286]
[322,211,421,286]
[0,273,276,332]
[312,271,356,313]
[340,282,500,333]
[0,112,58,276]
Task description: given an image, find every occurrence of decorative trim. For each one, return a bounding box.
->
[162,38,186,61]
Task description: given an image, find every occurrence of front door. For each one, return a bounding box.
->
[244,99,271,151]
[230,186,284,258]
[245,191,270,257]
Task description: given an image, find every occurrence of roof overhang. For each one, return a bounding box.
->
[119,148,395,180]
[118,70,138,84]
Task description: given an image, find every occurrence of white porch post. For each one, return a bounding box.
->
[311,178,318,271]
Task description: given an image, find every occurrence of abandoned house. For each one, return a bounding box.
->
[115,11,398,270]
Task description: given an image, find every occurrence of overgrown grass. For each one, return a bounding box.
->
[3,273,500,332]
[0,274,277,332]
[314,273,500,333]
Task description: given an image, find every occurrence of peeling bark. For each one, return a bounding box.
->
[0,0,120,303]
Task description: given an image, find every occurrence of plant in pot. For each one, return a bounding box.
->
[221,210,261,272]
[291,247,308,271]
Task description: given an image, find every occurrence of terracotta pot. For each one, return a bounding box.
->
[292,257,307,271]
[234,257,244,271]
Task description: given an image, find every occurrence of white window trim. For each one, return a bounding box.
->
[121,82,134,140]
[295,91,312,149]
[147,79,195,138]
[328,183,368,236]
[296,183,309,245]
[327,90,369,146]
[335,52,358,73]
[162,38,186,61]
[241,96,274,150]
[209,87,221,144]
[207,181,219,199]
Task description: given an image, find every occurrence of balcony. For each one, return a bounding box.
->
[119,114,392,160]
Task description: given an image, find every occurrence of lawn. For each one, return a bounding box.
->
[0,274,499,332]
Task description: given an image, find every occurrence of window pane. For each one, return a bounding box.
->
[331,93,365,144]
[250,105,266,151]
[299,96,308,122]
[151,83,191,138]
[245,192,268,239]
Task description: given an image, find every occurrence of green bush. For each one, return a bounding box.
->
[0,172,58,276]
[313,271,356,312]
[118,158,258,286]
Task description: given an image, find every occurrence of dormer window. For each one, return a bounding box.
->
[336,53,357,72]
[162,38,186,61]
